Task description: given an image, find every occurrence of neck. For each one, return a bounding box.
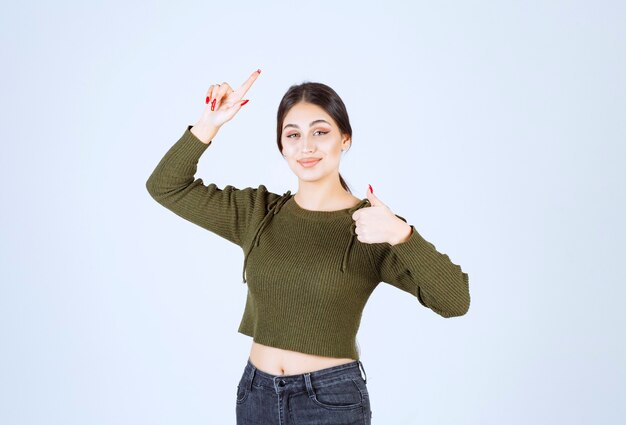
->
[295,173,352,211]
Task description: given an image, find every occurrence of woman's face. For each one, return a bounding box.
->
[281,102,350,185]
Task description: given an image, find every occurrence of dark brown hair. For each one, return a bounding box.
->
[276,82,353,193]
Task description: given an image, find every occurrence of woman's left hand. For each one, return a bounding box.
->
[351,186,413,245]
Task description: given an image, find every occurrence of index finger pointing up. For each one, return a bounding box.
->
[235,68,261,100]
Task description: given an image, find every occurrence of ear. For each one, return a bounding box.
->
[342,137,351,152]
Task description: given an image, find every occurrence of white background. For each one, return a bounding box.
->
[1,1,624,424]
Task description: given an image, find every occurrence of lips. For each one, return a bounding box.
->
[298,158,321,167]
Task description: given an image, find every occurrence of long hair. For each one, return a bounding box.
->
[276,82,353,193]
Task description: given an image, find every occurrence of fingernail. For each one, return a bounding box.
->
[240,99,249,106]
[205,96,210,104]
[369,184,373,194]
[257,69,261,74]
[211,98,216,111]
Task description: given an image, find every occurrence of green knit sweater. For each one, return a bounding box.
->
[146,125,470,360]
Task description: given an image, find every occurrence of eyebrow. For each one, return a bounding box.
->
[283,119,331,130]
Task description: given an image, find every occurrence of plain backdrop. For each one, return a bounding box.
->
[1,1,624,424]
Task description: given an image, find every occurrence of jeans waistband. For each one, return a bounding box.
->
[244,357,368,389]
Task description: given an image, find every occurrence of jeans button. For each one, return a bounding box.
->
[278,379,286,386]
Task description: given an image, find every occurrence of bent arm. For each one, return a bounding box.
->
[145,125,259,247]
[370,223,471,318]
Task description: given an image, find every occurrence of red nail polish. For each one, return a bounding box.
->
[369,184,373,194]
[205,96,210,104]
[211,98,216,111]
[240,99,249,106]
[257,69,261,74]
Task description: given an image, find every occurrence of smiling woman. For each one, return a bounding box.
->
[276,83,355,204]
[146,71,470,424]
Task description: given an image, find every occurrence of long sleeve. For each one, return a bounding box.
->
[145,125,270,247]
[369,223,471,318]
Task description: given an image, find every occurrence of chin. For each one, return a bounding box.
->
[296,174,321,182]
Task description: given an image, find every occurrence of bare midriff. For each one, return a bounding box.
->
[249,341,356,376]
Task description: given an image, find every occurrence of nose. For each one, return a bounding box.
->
[301,136,314,153]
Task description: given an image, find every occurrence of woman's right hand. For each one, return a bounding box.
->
[191,69,261,143]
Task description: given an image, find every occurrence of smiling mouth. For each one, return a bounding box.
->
[298,158,322,167]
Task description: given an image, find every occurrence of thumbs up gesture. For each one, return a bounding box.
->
[351,185,414,245]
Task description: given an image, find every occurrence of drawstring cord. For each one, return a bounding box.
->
[241,194,370,283]
[241,191,292,283]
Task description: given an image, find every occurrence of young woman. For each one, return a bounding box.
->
[146,68,471,424]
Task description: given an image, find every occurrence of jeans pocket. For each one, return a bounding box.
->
[236,372,251,405]
[236,383,249,404]
[310,378,364,410]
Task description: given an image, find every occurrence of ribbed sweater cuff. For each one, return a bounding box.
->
[173,125,212,161]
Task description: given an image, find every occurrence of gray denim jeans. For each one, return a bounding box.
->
[236,357,372,424]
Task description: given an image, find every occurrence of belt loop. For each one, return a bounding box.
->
[357,360,367,384]
[303,372,315,397]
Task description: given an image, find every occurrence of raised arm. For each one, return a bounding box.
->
[146,125,271,246]
[145,69,266,246]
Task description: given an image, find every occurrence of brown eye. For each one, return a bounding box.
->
[286,130,328,139]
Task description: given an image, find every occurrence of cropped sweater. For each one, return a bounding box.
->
[145,125,471,360]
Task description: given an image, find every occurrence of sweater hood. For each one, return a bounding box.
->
[241,191,371,283]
